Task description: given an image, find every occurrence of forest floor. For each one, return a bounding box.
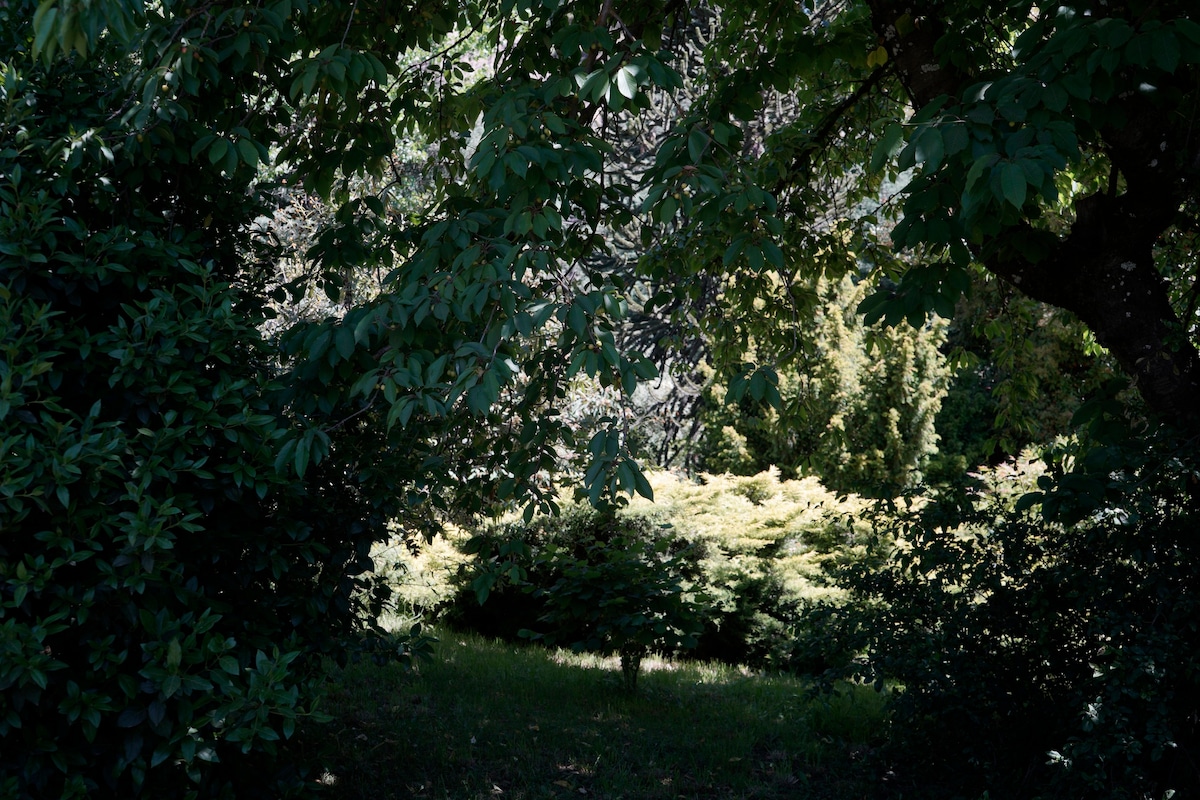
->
[312,628,891,799]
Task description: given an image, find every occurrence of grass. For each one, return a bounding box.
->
[313,628,889,800]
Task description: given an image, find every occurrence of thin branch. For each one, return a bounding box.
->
[773,63,890,196]
[386,6,493,97]
[325,389,380,433]
[340,0,359,49]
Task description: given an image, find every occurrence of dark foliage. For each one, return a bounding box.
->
[446,505,711,691]
[689,569,805,669]
[809,419,1200,799]
[0,9,404,797]
[445,506,685,643]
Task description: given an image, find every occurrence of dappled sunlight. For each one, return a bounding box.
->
[549,649,677,673]
[10,0,1199,796]
[319,626,887,799]
[545,646,765,686]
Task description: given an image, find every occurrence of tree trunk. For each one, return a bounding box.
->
[620,646,644,693]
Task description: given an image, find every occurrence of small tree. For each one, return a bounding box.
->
[700,276,949,496]
[522,517,706,692]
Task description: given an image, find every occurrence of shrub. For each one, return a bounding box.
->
[521,515,708,691]
[442,504,631,640]
[0,12,400,798]
[442,471,876,673]
[813,426,1200,798]
[688,567,805,669]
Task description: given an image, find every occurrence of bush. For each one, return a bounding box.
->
[442,505,634,641]
[522,515,708,691]
[443,471,876,673]
[813,427,1200,798]
[443,505,708,690]
[0,13,399,797]
[688,567,805,668]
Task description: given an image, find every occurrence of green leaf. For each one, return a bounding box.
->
[723,235,747,266]
[1125,34,1153,67]
[302,64,319,97]
[32,1,59,62]
[965,152,999,193]
[870,123,904,173]
[746,244,764,271]
[273,439,295,475]
[353,310,374,343]
[567,302,586,336]
[966,104,994,125]
[578,70,608,103]
[294,434,311,479]
[897,139,917,172]
[941,123,968,156]
[334,325,355,360]
[615,65,638,99]
[914,127,945,170]
[150,744,171,768]
[999,161,1026,208]
[190,135,216,160]
[208,138,230,166]
[166,640,182,669]
[1150,28,1181,73]
[660,194,678,222]
[1175,18,1200,49]
[761,239,783,268]
[1014,491,1044,512]
[1042,83,1069,112]
[236,139,258,167]
[687,128,708,162]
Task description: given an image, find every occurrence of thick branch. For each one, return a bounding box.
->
[983,202,1200,425]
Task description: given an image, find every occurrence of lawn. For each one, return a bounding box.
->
[314,629,889,800]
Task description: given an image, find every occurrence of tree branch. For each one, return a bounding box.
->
[863,0,1200,427]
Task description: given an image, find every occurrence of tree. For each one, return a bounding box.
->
[0,1,492,796]
[0,2,428,796]
[519,511,706,693]
[699,274,949,496]
[935,273,1119,468]
[27,0,1197,476]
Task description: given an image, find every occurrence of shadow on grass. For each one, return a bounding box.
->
[311,629,889,800]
